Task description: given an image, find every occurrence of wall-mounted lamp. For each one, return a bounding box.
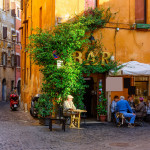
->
[12,34,17,42]
[110,55,115,61]
[116,27,119,32]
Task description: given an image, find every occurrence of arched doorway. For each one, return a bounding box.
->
[2,79,6,101]
[17,80,21,95]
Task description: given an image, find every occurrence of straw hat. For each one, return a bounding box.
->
[67,95,74,99]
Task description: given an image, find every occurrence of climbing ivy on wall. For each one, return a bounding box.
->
[28,8,118,114]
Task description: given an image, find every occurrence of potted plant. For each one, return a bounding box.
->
[35,93,53,125]
[97,91,107,122]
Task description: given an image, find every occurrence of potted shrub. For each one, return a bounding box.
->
[97,91,107,122]
[35,93,53,125]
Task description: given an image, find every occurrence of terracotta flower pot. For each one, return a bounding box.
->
[100,115,107,122]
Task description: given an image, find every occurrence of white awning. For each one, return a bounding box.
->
[110,61,150,76]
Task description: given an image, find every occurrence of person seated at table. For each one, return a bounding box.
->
[63,95,77,126]
[63,95,76,113]
[111,95,119,122]
[116,96,136,128]
[128,95,135,113]
[135,97,147,118]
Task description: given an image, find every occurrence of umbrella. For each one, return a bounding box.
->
[110,61,150,76]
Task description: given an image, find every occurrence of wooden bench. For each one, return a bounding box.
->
[48,117,66,132]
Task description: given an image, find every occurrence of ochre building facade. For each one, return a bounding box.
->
[21,0,150,119]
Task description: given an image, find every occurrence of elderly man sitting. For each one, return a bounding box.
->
[116,96,136,128]
[63,95,77,127]
[63,95,76,112]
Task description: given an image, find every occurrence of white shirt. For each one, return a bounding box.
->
[63,100,76,112]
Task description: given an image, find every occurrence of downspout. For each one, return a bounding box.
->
[30,0,32,79]
[14,13,16,87]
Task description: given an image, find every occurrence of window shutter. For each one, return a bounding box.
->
[11,2,16,17]
[6,0,10,11]
[11,54,13,67]
[5,53,7,66]
[18,56,20,67]
[135,0,145,23]
[1,52,4,65]
[17,33,19,43]
[14,55,17,66]
[21,0,23,10]
[3,27,7,39]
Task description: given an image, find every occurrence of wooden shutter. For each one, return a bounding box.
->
[18,56,20,67]
[5,0,10,11]
[11,2,15,17]
[3,27,7,39]
[21,0,23,10]
[14,55,17,67]
[1,52,4,65]
[135,0,145,23]
[11,54,14,67]
[5,53,7,66]
[17,33,19,43]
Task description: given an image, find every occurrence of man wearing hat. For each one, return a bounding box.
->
[63,95,77,127]
[135,97,147,118]
[63,95,76,112]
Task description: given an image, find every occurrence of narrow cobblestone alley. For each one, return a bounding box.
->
[0,102,150,150]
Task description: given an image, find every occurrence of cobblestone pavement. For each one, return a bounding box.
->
[0,102,150,150]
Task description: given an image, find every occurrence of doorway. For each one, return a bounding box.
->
[83,77,97,118]
[17,80,21,95]
[2,79,6,101]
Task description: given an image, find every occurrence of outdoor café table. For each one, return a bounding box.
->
[69,109,87,129]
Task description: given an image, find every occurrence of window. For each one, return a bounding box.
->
[16,55,20,67]
[21,0,23,10]
[3,0,5,11]
[3,0,10,11]
[6,0,9,11]
[2,52,7,66]
[11,2,15,17]
[17,8,20,18]
[3,27,7,39]
[17,33,19,43]
[135,0,146,23]
[8,50,11,57]
[11,54,15,67]
[11,30,15,41]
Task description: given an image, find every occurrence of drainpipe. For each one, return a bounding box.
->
[30,0,32,79]
[14,14,16,87]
